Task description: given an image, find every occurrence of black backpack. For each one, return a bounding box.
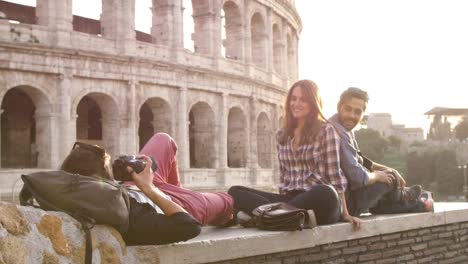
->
[19,170,131,264]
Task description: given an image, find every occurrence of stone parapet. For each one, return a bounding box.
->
[2,202,468,263]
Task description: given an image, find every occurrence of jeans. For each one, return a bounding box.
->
[346,182,424,216]
[228,185,342,225]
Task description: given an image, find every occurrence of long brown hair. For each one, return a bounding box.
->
[278,80,327,145]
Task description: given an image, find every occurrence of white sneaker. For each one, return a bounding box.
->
[237,211,256,227]
[305,209,317,229]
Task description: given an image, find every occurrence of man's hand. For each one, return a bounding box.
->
[374,170,394,187]
[342,213,362,230]
[127,155,154,193]
[388,169,406,190]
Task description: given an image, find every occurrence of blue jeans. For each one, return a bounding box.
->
[346,182,424,216]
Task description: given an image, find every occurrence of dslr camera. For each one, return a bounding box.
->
[112,155,157,181]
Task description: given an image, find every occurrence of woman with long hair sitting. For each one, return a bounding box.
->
[228,79,361,227]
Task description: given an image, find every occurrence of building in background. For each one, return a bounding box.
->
[366,113,424,144]
[0,0,301,199]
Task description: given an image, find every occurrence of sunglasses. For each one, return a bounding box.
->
[71,142,106,159]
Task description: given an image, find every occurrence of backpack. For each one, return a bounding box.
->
[19,170,131,264]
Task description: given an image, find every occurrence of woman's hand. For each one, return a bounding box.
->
[342,213,362,230]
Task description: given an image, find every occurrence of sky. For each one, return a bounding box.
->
[6,0,468,133]
[295,0,468,133]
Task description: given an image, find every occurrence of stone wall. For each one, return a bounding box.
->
[4,202,467,264]
[211,222,468,264]
[0,202,137,264]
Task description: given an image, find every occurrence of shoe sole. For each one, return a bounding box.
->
[306,210,317,229]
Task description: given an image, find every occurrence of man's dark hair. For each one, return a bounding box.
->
[61,145,110,179]
[339,87,369,110]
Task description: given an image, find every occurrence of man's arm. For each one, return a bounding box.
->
[128,155,188,216]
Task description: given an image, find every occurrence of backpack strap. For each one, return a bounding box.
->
[20,175,94,264]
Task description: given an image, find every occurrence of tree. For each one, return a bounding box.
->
[388,135,402,149]
[455,117,468,141]
[406,148,462,195]
[355,129,389,162]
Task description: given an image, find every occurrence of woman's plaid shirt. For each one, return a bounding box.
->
[277,123,347,194]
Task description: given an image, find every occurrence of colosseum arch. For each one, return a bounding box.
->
[272,23,282,73]
[227,106,247,168]
[0,86,52,168]
[189,101,216,168]
[250,12,267,68]
[138,97,173,150]
[257,112,272,168]
[75,93,120,157]
[222,1,243,60]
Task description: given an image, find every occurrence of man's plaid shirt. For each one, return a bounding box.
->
[277,123,348,194]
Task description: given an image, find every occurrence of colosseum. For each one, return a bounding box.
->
[0,0,301,198]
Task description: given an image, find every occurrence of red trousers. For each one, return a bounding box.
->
[140,133,233,225]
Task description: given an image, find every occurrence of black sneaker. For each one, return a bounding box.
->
[403,185,422,202]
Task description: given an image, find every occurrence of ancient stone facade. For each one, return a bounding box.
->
[0,0,301,196]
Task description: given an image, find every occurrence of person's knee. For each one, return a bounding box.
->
[151,133,174,144]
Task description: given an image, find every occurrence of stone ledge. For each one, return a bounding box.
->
[129,202,468,264]
[2,202,468,263]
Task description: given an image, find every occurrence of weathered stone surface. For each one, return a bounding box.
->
[108,227,126,256]
[98,242,120,264]
[0,203,30,235]
[0,235,27,264]
[37,214,71,256]
[42,250,59,264]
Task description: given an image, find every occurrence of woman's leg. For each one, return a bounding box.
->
[288,185,341,225]
[228,186,289,216]
[139,133,181,186]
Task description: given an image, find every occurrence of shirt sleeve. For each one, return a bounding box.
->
[322,124,348,193]
[125,200,201,245]
[340,134,370,190]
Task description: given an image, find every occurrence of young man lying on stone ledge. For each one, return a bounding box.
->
[61,143,202,245]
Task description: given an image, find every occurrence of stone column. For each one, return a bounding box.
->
[272,105,282,185]
[36,0,73,46]
[101,0,136,53]
[293,34,299,80]
[218,92,228,168]
[34,110,55,168]
[265,8,273,73]
[249,96,258,184]
[152,0,183,49]
[102,117,119,158]
[56,72,74,163]
[192,5,221,57]
[125,79,138,154]
[281,21,290,88]
[176,86,189,169]
[243,6,253,77]
[217,92,228,187]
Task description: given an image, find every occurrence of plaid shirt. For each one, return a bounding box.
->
[277,123,348,194]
